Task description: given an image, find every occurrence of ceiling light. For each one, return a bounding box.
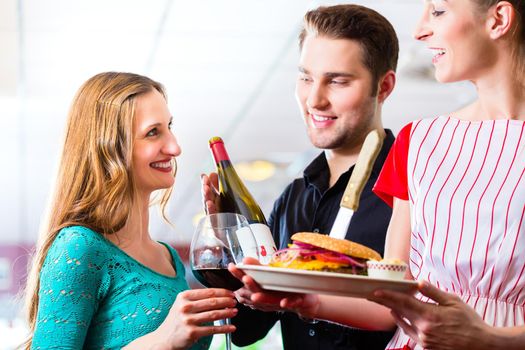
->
[235,160,276,182]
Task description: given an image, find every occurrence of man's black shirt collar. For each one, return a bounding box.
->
[303,129,395,192]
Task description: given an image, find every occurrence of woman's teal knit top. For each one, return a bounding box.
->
[32,225,211,349]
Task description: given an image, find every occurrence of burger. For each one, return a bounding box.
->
[269,232,381,275]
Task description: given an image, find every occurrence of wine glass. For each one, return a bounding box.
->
[190,213,259,350]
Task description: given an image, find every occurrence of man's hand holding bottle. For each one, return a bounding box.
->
[200,173,219,215]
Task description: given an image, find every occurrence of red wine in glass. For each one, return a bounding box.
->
[192,267,243,291]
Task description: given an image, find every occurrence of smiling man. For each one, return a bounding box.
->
[202,4,399,350]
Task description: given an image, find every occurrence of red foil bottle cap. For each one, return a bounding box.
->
[209,136,229,162]
[209,136,224,146]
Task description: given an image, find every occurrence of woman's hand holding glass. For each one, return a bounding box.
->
[152,288,238,350]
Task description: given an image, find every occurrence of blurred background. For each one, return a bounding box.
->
[0,0,475,347]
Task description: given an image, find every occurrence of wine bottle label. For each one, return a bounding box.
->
[235,226,259,261]
[249,223,277,265]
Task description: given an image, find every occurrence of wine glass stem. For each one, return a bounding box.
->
[224,318,232,350]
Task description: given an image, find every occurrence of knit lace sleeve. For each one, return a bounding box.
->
[32,227,110,349]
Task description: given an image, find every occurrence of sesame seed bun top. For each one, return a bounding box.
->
[291,232,381,261]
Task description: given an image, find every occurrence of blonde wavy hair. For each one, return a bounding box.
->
[22,72,174,348]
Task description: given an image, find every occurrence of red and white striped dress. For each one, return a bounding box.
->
[374,116,525,350]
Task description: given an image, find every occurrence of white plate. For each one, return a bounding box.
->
[236,264,418,298]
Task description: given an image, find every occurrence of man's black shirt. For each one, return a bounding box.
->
[232,129,395,350]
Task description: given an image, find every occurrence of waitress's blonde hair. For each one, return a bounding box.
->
[22,72,173,348]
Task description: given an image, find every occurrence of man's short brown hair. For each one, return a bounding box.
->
[299,4,399,95]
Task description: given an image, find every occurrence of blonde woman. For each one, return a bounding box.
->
[24,72,237,349]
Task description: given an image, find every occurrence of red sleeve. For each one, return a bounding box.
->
[373,123,412,207]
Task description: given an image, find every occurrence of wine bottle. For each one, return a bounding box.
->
[209,136,277,264]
